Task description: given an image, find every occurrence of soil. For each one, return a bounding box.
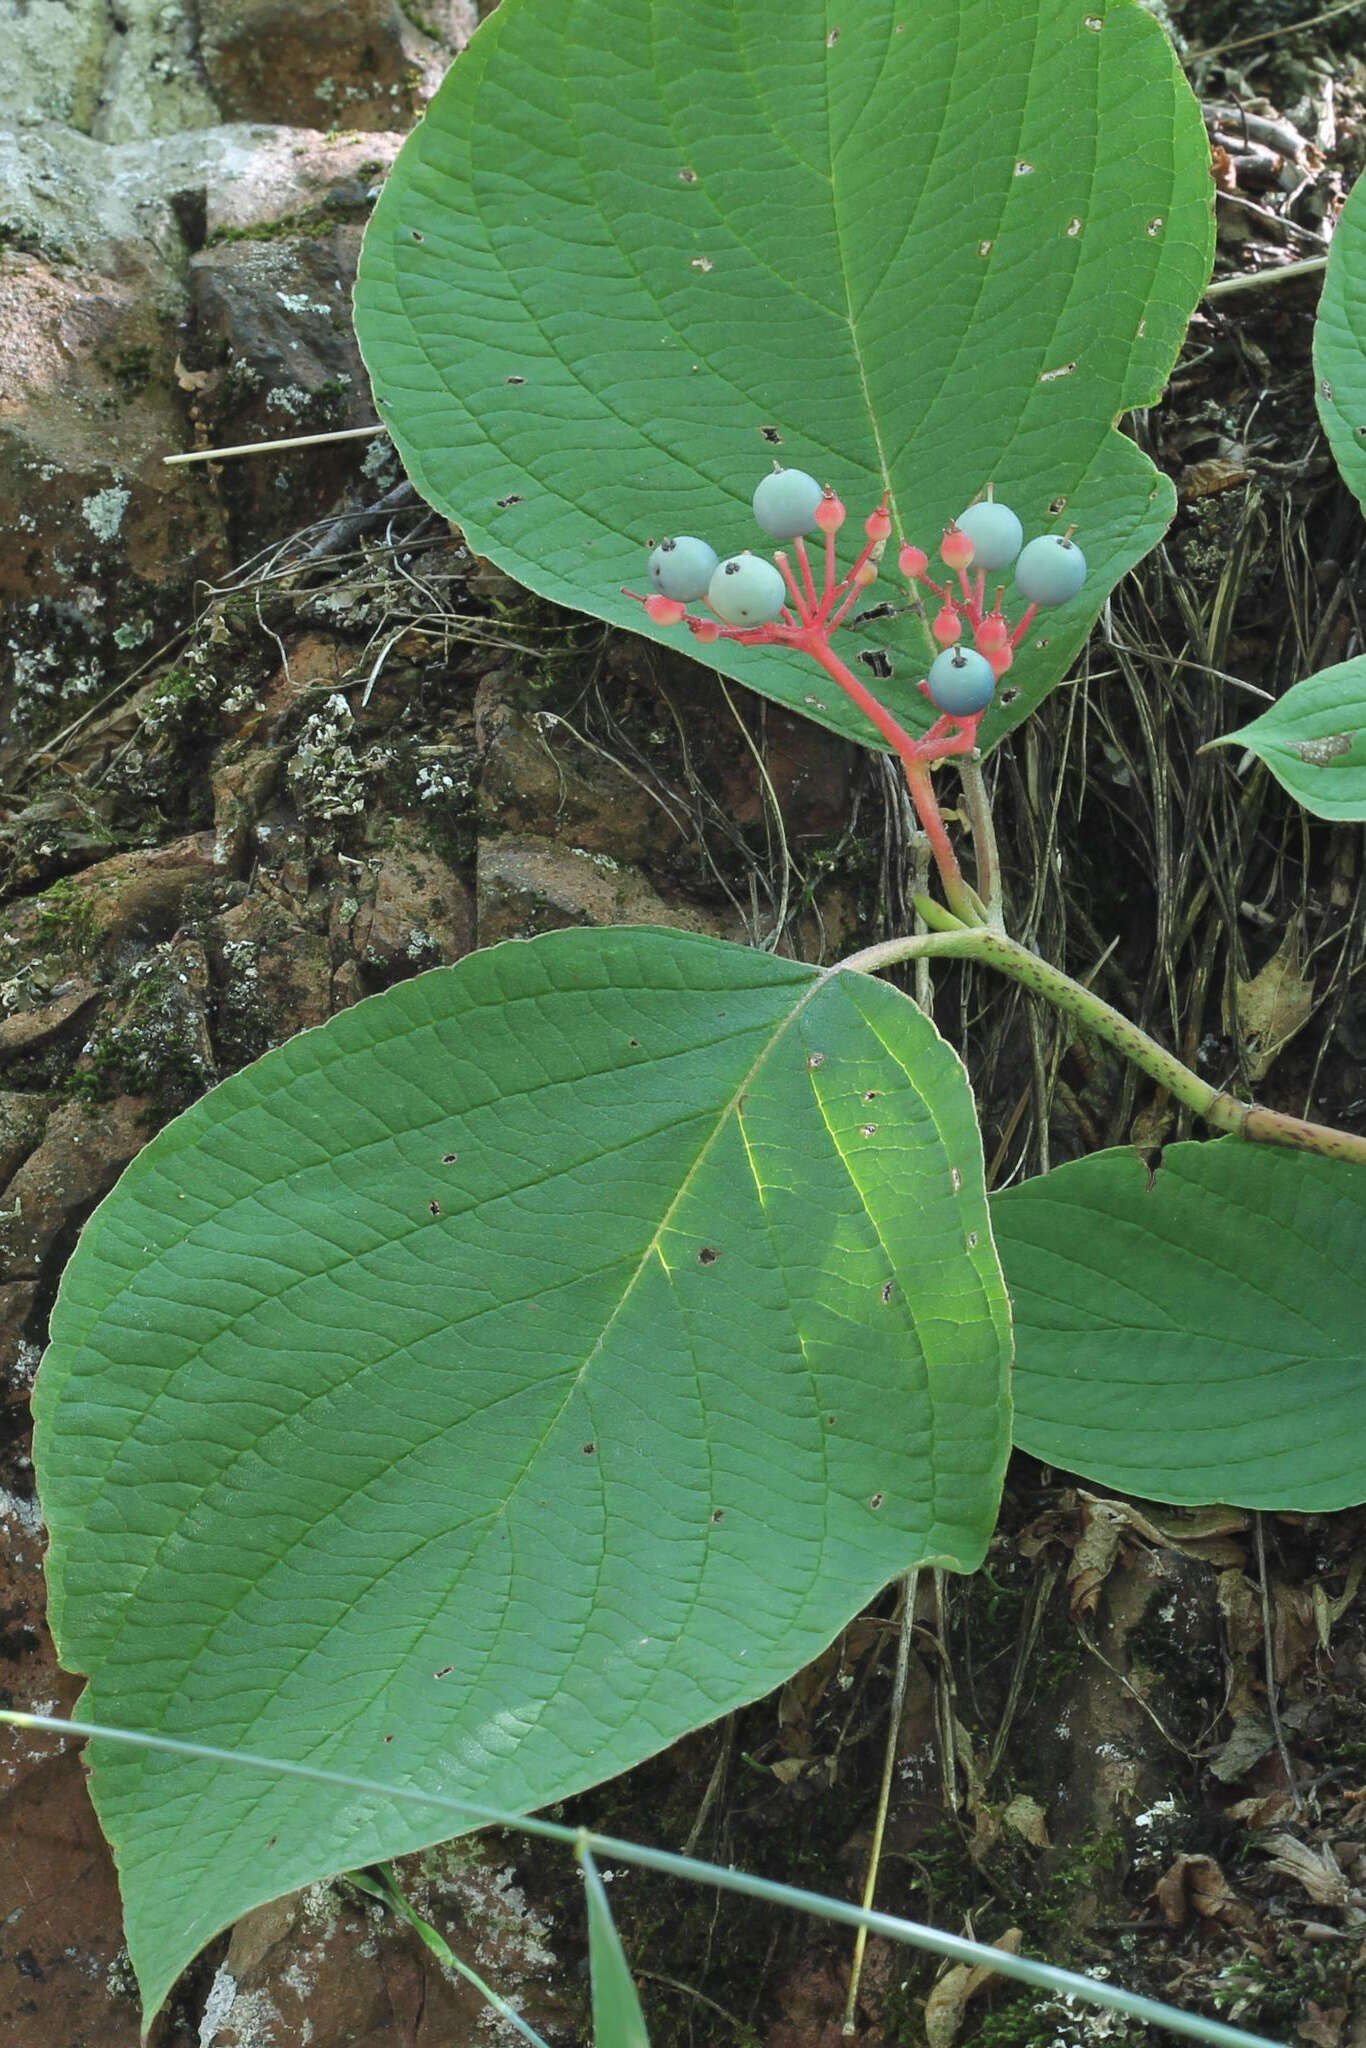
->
[3,2,1366,2045]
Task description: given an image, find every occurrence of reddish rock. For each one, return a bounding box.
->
[198,0,420,130]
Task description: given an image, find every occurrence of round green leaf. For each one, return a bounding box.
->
[996,1139,1366,1510]
[1314,167,1366,510]
[1214,656,1366,820]
[353,0,1213,755]
[35,926,1009,2019]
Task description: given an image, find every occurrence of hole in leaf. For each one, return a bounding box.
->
[863,1089,878,1101]
[803,694,828,709]
[429,1200,441,1216]
[1049,495,1068,514]
[967,1230,979,1249]
[410,228,424,241]
[806,1051,827,1069]
[506,374,526,385]
[760,425,782,443]
[950,1166,963,1192]
[496,493,523,508]
[434,1666,453,1678]
[868,1492,886,1511]
[978,240,993,256]
[825,1414,838,1428]
[698,1246,720,1265]
[881,1280,895,1304]
[860,1123,878,1138]
[1066,218,1082,236]
[857,648,894,678]
[678,167,698,183]
[691,256,714,272]
[1014,161,1034,177]
[442,1152,458,1164]
[826,25,840,44]
[628,1037,640,1047]
[711,1508,725,1523]
[1000,687,1020,705]
[1147,218,1164,236]
[582,1442,597,1456]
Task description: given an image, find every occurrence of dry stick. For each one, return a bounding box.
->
[163,424,388,466]
[835,929,1366,1168]
[1198,0,1365,58]
[1254,1514,1305,1815]
[841,1568,920,2038]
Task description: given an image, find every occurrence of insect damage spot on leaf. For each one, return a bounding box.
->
[858,648,894,677]
[434,1666,453,1679]
[1014,161,1034,177]
[826,25,840,45]
[863,1090,878,1102]
[868,1492,886,1511]
[860,1123,878,1138]
[429,1200,441,1216]
[1287,732,1355,765]
[710,1508,725,1523]
[691,256,713,272]
[442,1152,458,1164]
[506,375,526,385]
[582,1442,597,1455]
[1147,218,1164,236]
[698,1246,720,1265]
[1049,496,1068,514]
[881,1280,895,1304]
[496,493,524,508]
[678,167,698,183]
[1039,362,1077,382]
[1066,217,1083,236]
[806,1051,827,1069]
[760,425,782,443]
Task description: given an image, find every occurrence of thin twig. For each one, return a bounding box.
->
[1254,1513,1305,1814]
[163,423,389,466]
[1205,258,1327,300]
[841,1569,920,2038]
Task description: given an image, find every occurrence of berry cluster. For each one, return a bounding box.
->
[629,468,1085,749]
[626,468,1087,926]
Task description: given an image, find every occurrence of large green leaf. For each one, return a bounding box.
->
[1314,167,1366,511]
[353,0,1213,755]
[1214,655,1366,819]
[35,926,1010,2018]
[997,1139,1366,1509]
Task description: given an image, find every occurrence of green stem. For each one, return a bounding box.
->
[957,754,1005,931]
[836,929,1366,1168]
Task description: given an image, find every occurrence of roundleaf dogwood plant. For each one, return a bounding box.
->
[30,0,1366,2025]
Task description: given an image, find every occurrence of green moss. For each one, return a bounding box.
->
[33,878,99,958]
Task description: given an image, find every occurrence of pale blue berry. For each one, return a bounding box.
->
[708,552,787,626]
[954,500,1023,571]
[927,646,996,717]
[1015,534,1087,606]
[649,535,718,602]
[752,467,824,539]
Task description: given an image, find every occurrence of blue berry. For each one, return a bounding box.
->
[1015,534,1086,606]
[927,646,996,717]
[752,468,824,539]
[708,552,787,626]
[954,500,1023,571]
[649,535,718,602]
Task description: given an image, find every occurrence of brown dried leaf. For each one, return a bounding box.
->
[924,1930,1023,2048]
[1153,1854,1249,1929]
[1232,921,1316,1083]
